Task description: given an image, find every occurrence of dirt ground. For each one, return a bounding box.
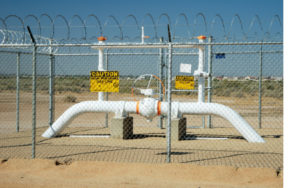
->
[0,92,283,187]
[0,158,282,188]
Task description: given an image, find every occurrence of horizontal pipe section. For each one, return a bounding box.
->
[42,101,136,138]
[160,102,264,143]
[42,99,265,143]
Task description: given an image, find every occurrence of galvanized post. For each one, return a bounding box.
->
[207,36,213,128]
[164,47,168,130]
[32,44,37,158]
[258,44,263,129]
[16,52,20,132]
[158,37,164,129]
[26,26,37,158]
[105,49,109,128]
[166,43,172,163]
[49,40,55,127]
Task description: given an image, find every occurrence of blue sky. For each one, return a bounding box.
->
[0,0,283,78]
[0,0,283,77]
[0,0,282,20]
[0,0,282,29]
[0,0,283,42]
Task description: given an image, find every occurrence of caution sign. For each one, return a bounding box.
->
[90,71,119,92]
[175,76,195,90]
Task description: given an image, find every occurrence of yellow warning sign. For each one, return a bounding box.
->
[175,76,195,90]
[90,71,119,92]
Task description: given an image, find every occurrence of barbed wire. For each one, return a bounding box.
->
[0,13,282,44]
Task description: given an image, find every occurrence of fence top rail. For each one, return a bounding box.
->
[92,43,202,49]
[0,41,283,48]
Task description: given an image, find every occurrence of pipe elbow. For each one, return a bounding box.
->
[178,102,265,143]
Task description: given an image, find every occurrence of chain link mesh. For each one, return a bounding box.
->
[0,42,283,169]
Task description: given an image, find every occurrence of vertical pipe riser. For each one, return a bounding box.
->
[141,26,144,44]
[198,48,205,103]
[98,41,104,101]
[198,44,206,128]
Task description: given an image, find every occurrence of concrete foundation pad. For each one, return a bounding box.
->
[110,116,133,139]
[171,118,186,141]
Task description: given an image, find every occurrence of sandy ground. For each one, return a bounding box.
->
[0,126,283,168]
[0,158,282,188]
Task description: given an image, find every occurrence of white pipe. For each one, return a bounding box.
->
[42,99,265,143]
[141,26,144,44]
[98,41,104,101]
[42,101,136,138]
[193,39,207,103]
[42,40,264,143]
[197,47,205,103]
[160,102,265,143]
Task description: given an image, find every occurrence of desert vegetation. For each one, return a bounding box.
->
[0,75,283,99]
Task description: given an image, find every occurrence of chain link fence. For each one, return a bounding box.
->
[0,40,283,169]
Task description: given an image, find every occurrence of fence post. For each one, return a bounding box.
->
[27,26,37,159]
[49,40,55,127]
[164,45,168,130]
[158,37,164,129]
[207,36,213,128]
[105,49,109,128]
[32,44,37,158]
[16,52,20,132]
[258,44,263,129]
[166,42,172,163]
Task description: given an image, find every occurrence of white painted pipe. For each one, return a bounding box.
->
[42,101,136,138]
[198,47,205,103]
[98,40,104,101]
[42,39,264,143]
[141,26,144,44]
[42,98,265,143]
[193,42,207,103]
[164,102,265,143]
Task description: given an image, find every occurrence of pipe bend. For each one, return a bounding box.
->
[178,102,265,143]
[42,100,138,138]
[42,101,120,138]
